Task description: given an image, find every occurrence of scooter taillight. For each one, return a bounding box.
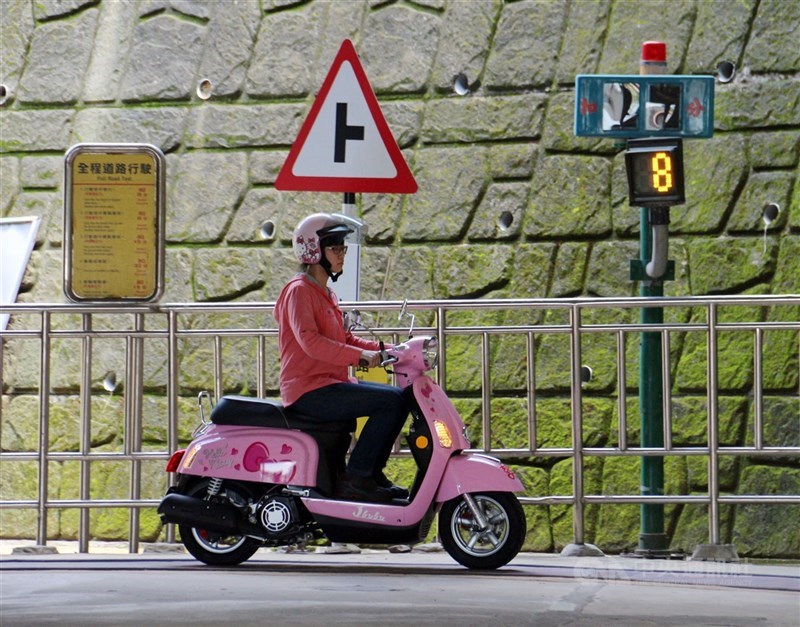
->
[165,449,186,472]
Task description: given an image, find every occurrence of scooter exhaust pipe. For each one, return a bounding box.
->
[158,493,242,534]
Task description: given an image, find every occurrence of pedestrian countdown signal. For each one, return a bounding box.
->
[624,138,685,207]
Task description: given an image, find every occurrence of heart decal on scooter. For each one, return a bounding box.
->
[242,442,270,472]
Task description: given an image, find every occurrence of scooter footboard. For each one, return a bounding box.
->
[435,454,524,503]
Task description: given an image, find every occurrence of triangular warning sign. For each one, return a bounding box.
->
[275,39,417,194]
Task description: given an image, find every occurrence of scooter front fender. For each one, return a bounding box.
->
[435,454,524,503]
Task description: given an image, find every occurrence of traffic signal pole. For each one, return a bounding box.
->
[637,206,670,554]
[574,40,715,558]
[637,43,670,556]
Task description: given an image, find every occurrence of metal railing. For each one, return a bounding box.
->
[1,295,798,554]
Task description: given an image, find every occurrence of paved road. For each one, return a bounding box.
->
[1,548,798,626]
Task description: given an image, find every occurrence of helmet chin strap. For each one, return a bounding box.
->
[318,256,343,283]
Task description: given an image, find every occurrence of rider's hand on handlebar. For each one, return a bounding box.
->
[359,350,382,368]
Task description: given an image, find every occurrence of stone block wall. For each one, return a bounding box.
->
[1,0,798,555]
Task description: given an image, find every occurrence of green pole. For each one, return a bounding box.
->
[638,206,669,554]
[635,40,673,555]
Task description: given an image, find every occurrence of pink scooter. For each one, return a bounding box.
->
[158,308,526,569]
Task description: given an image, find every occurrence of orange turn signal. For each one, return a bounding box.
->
[433,420,452,448]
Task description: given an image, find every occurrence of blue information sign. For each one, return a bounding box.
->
[574,75,715,139]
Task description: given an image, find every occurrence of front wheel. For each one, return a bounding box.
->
[439,492,526,570]
[178,479,261,566]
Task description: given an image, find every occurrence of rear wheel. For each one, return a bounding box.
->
[178,479,261,566]
[439,492,525,570]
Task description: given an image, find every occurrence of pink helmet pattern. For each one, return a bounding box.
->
[292,213,352,264]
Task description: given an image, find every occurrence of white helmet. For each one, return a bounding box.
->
[292,213,353,265]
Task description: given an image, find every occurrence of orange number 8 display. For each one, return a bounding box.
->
[651,151,673,193]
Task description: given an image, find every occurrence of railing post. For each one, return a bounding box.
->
[526,331,537,453]
[36,310,52,547]
[79,313,92,553]
[214,334,223,402]
[708,303,720,544]
[165,309,179,544]
[754,328,764,450]
[257,334,266,399]
[616,330,628,451]
[128,313,145,553]
[692,302,739,561]
[561,304,603,557]
[436,306,446,388]
[481,332,491,452]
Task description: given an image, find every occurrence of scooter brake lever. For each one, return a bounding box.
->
[380,338,397,369]
[379,340,390,365]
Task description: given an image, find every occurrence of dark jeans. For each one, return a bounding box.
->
[289,381,408,478]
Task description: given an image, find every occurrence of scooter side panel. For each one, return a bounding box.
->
[178,425,319,487]
[434,454,524,503]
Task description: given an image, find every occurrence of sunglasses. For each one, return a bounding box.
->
[326,245,348,255]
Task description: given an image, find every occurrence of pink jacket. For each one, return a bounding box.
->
[273,274,380,405]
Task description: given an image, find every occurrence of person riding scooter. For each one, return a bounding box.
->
[273,213,408,503]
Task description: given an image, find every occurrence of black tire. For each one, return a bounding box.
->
[178,479,261,566]
[439,492,526,570]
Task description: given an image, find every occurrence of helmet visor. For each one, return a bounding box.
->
[317,223,354,248]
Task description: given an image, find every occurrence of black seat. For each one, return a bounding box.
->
[209,395,354,495]
[210,395,356,433]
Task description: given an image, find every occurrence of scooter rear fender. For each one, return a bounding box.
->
[435,454,524,503]
[177,424,319,487]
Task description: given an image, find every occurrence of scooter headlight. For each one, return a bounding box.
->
[423,336,438,369]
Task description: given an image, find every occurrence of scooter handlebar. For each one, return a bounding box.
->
[380,355,399,367]
[359,341,397,369]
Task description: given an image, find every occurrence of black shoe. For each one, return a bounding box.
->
[373,471,410,500]
[335,474,393,503]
